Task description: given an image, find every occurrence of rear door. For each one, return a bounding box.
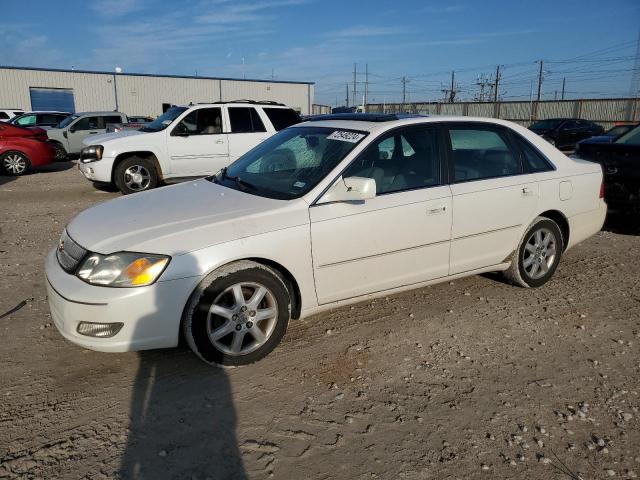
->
[225,107,271,162]
[445,123,538,275]
[166,107,229,176]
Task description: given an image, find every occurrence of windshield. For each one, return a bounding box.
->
[58,114,79,128]
[210,126,368,200]
[615,125,640,146]
[530,119,563,130]
[140,106,187,132]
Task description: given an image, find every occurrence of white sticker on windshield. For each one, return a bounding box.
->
[327,130,365,143]
[293,181,306,188]
[161,119,173,125]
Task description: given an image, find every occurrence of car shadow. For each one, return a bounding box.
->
[603,213,640,236]
[119,252,247,480]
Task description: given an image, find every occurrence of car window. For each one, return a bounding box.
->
[13,111,23,117]
[17,114,37,126]
[448,127,521,182]
[263,108,301,131]
[38,114,61,125]
[615,126,640,146]
[104,115,123,125]
[173,108,223,136]
[513,136,554,173]
[229,107,267,133]
[219,126,368,200]
[73,116,101,130]
[343,126,440,195]
[0,112,9,120]
[562,120,580,130]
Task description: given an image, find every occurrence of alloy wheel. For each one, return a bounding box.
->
[123,165,151,191]
[207,282,278,356]
[3,153,27,175]
[522,227,557,280]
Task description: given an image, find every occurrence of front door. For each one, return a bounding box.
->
[67,116,103,153]
[445,124,538,274]
[226,107,271,162]
[166,107,229,176]
[310,125,452,304]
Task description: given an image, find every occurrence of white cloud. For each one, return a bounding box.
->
[327,25,407,38]
[90,0,146,17]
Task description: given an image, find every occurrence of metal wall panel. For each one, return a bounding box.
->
[467,102,494,117]
[0,69,115,112]
[115,75,221,117]
[537,101,574,119]
[439,103,464,115]
[0,67,313,117]
[499,102,532,120]
[220,80,312,114]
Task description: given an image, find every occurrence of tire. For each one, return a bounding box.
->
[184,261,291,366]
[504,216,564,288]
[52,142,67,161]
[1,151,31,176]
[114,156,158,195]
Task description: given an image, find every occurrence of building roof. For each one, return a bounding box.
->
[0,65,314,85]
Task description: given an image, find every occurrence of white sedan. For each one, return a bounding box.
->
[45,114,606,366]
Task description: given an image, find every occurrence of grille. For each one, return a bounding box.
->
[56,230,87,273]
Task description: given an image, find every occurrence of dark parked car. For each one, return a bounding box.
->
[575,125,640,213]
[529,118,604,150]
[9,111,71,129]
[578,123,639,146]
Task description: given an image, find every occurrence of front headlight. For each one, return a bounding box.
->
[80,145,104,163]
[77,252,170,287]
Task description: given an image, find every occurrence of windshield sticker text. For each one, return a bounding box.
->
[327,131,365,143]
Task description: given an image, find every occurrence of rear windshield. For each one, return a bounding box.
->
[141,106,187,132]
[615,125,640,146]
[263,108,301,131]
[530,119,563,130]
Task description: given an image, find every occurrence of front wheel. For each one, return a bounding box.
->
[504,217,564,288]
[1,151,30,176]
[52,142,67,161]
[184,261,291,366]
[114,156,158,194]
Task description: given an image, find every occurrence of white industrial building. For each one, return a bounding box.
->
[0,66,314,116]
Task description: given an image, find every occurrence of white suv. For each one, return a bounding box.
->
[78,101,301,194]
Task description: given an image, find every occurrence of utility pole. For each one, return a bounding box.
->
[449,71,456,103]
[554,90,558,101]
[561,77,566,100]
[345,83,349,108]
[493,65,501,102]
[536,60,544,102]
[402,76,407,104]
[364,63,369,112]
[353,63,357,109]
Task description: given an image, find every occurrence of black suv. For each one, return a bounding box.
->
[529,118,604,150]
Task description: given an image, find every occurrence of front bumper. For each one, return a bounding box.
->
[45,248,199,352]
[78,157,113,183]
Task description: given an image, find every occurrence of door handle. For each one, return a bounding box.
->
[89,131,98,134]
[215,139,224,144]
[427,205,447,215]
[522,187,535,196]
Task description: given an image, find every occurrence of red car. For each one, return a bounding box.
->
[0,123,55,176]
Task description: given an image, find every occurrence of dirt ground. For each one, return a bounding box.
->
[1,163,640,480]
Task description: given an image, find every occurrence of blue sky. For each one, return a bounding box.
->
[1,0,639,105]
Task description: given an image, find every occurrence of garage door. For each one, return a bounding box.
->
[29,88,75,113]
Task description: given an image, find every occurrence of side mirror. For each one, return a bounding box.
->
[68,127,75,134]
[317,176,376,204]
[171,123,189,137]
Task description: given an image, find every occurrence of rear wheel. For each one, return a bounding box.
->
[184,261,291,366]
[114,156,158,194]
[504,217,564,288]
[52,142,67,161]
[1,151,30,176]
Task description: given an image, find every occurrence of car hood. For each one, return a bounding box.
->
[83,129,145,146]
[529,128,551,135]
[579,135,614,145]
[66,180,309,255]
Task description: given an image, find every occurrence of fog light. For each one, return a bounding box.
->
[77,321,123,338]
[86,167,94,174]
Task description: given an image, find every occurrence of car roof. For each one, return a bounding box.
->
[179,101,290,108]
[15,111,71,115]
[71,111,125,116]
[295,114,531,134]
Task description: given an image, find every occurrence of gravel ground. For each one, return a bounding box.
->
[1,163,640,480]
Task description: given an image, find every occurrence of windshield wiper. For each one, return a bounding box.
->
[218,167,256,191]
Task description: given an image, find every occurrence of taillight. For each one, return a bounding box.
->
[599,181,605,199]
